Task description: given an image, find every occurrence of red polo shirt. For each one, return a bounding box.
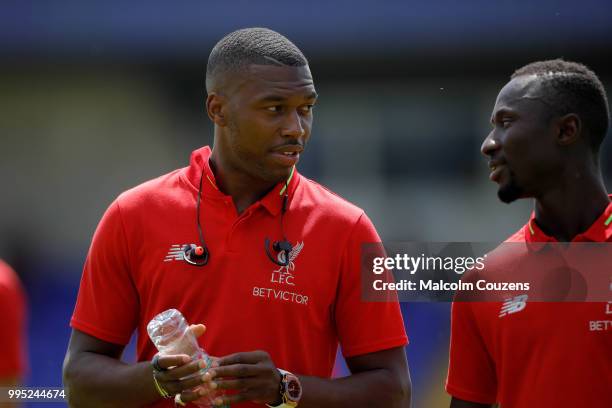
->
[0,259,27,379]
[446,197,612,407]
[71,146,408,407]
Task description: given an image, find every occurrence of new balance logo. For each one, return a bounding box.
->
[499,294,528,317]
[164,244,186,262]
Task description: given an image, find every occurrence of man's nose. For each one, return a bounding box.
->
[481,131,500,157]
[282,110,306,138]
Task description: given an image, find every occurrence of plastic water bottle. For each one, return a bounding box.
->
[147,309,226,407]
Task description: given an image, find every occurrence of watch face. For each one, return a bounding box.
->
[286,377,302,400]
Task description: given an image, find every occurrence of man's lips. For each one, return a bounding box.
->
[488,161,505,182]
[271,144,304,154]
[270,145,304,166]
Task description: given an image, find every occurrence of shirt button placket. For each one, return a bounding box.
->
[226,203,257,251]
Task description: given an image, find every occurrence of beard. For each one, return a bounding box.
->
[497,170,524,204]
[225,119,291,185]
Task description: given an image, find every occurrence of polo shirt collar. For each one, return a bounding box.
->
[259,166,299,216]
[524,194,612,243]
[184,146,300,216]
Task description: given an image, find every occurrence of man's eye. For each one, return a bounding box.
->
[266,106,282,112]
[495,118,512,128]
[300,105,314,114]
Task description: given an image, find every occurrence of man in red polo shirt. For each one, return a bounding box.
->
[63,28,410,408]
[0,259,27,405]
[446,59,611,407]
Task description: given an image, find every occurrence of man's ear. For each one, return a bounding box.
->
[206,93,227,126]
[556,113,581,146]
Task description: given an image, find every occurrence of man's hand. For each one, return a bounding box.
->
[152,354,210,404]
[152,324,214,405]
[204,350,282,406]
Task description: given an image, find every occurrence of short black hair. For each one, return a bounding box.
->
[206,27,308,93]
[511,59,610,152]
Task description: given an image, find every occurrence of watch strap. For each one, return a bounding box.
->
[266,369,299,408]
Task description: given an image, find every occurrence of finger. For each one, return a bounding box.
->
[177,384,214,404]
[207,364,260,380]
[202,369,215,383]
[156,354,191,370]
[188,324,206,338]
[162,358,207,381]
[213,392,250,406]
[212,377,264,391]
[173,372,210,392]
[159,371,207,396]
[208,356,220,368]
[217,351,267,366]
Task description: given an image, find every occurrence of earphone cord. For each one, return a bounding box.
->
[194,168,290,265]
[280,180,290,240]
[196,168,206,248]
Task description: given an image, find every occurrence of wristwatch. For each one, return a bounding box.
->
[266,368,302,407]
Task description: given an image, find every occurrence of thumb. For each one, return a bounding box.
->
[189,323,206,338]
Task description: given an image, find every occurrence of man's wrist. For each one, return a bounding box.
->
[150,355,171,399]
[266,368,284,407]
[267,369,302,408]
[137,360,167,404]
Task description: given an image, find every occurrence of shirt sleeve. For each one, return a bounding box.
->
[446,300,498,404]
[334,212,408,358]
[70,200,139,345]
[0,262,27,379]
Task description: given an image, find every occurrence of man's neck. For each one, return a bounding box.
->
[208,153,277,215]
[534,171,609,242]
